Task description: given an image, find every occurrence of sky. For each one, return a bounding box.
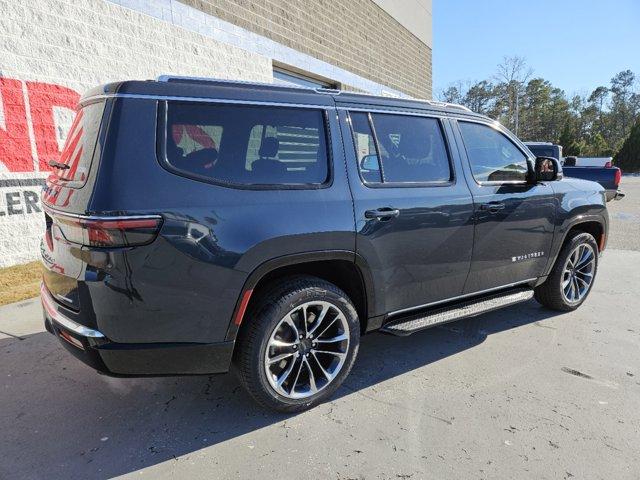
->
[433,0,640,98]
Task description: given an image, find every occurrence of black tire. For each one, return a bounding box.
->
[235,276,360,412]
[534,232,599,311]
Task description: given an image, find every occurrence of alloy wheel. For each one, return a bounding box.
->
[561,243,596,303]
[264,301,350,399]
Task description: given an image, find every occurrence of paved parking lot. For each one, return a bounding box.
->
[1,178,639,479]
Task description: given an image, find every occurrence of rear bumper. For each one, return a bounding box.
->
[605,189,625,201]
[41,284,234,376]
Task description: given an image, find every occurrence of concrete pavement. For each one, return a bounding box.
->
[1,247,639,479]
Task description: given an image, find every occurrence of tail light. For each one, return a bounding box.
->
[48,211,162,247]
[614,168,621,187]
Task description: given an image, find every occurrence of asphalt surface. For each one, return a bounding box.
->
[1,178,639,479]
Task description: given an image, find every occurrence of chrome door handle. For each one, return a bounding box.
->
[479,202,505,213]
[365,208,400,220]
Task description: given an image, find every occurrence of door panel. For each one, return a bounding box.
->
[339,109,475,315]
[454,120,556,293]
[463,183,555,292]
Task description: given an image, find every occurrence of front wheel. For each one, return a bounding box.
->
[534,232,599,311]
[235,276,360,412]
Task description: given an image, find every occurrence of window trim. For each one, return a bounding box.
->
[156,100,334,191]
[347,110,456,189]
[456,118,534,186]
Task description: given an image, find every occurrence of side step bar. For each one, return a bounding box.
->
[380,287,534,336]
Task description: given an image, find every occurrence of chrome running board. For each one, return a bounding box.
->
[380,287,534,336]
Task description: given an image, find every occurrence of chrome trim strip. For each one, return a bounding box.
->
[41,284,105,338]
[387,278,538,317]
[337,106,484,120]
[80,93,331,109]
[43,205,162,222]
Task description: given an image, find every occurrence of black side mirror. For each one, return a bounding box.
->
[534,156,562,182]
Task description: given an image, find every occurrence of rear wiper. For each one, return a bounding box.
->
[48,160,70,170]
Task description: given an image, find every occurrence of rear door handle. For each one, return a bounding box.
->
[479,202,505,213]
[365,208,400,220]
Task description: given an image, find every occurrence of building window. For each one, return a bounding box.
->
[273,67,336,89]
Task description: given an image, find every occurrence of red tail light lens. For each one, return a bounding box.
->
[614,168,621,186]
[51,213,162,247]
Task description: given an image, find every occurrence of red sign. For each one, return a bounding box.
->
[0,77,80,173]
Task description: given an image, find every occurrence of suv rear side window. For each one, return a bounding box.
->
[163,102,329,186]
[47,101,105,187]
[458,122,529,183]
[350,112,451,184]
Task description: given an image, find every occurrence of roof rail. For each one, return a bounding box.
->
[423,100,472,112]
[156,76,476,112]
[159,75,347,96]
[315,87,341,95]
[157,75,313,91]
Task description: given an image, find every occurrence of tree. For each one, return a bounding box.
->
[438,82,465,104]
[438,66,638,161]
[614,118,640,172]
[559,122,584,156]
[584,132,610,157]
[609,70,637,149]
[588,86,609,134]
[463,80,495,115]
[494,56,533,135]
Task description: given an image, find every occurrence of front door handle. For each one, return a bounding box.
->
[479,202,506,213]
[365,208,400,220]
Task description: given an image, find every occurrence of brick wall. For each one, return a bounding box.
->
[0,0,272,268]
[180,0,433,98]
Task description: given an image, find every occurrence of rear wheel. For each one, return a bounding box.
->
[534,232,599,311]
[235,276,360,412]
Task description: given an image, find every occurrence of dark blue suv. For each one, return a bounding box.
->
[41,76,608,411]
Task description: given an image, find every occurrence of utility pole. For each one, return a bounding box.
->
[515,85,519,136]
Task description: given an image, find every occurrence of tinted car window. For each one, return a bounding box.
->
[350,112,382,183]
[459,122,529,183]
[48,102,105,187]
[164,103,328,186]
[527,145,556,158]
[350,112,450,184]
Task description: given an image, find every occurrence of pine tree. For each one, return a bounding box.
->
[614,119,640,172]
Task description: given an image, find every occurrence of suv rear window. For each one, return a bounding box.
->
[47,101,105,187]
[163,102,329,186]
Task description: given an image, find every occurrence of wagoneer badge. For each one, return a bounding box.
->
[512,252,545,262]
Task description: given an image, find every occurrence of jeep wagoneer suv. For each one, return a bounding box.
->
[41,76,608,411]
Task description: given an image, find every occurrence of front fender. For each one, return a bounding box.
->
[543,179,608,276]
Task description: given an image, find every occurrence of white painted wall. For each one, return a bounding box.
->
[372,0,432,48]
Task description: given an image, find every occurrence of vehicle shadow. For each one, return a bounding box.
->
[0,300,563,479]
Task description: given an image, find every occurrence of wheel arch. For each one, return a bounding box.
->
[225,251,377,342]
[544,214,607,276]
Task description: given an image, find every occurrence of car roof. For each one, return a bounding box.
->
[82,76,490,120]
